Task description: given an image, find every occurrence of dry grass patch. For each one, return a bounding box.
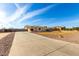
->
[36,30,79,44]
[36,30,77,38]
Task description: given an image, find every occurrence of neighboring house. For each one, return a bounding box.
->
[24,25,66,32]
[24,25,47,32]
[52,26,65,31]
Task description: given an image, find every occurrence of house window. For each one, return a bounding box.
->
[39,28,41,30]
[31,29,34,31]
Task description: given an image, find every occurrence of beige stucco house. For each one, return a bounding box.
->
[24,25,47,32]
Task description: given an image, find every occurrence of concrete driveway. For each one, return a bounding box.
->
[9,32,79,56]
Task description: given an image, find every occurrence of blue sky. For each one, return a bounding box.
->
[0,3,79,28]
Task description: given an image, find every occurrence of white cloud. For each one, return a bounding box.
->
[7,3,32,23]
[31,18,56,23]
[31,19,41,23]
[0,4,26,28]
[6,6,26,22]
[0,4,58,28]
[0,3,32,28]
[0,5,26,24]
[18,4,57,23]
[14,3,20,8]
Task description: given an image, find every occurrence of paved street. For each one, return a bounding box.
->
[9,32,79,56]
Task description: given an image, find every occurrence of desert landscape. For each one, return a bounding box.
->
[0,3,79,56]
[36,30,79,44]
[0,30,79,56]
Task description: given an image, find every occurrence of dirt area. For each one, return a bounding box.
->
[0,33,10,39]
[36,30,79,44]
[0,32,15,56]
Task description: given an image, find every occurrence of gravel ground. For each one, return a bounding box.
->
[0,32,15,56]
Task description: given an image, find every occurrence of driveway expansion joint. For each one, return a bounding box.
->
[43,44,70,56]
